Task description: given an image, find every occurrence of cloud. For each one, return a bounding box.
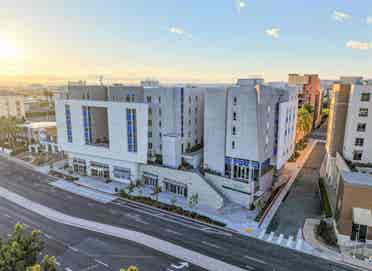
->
[332,11,351,22]
[346,40,372,50]
[265,28,280,39]
[169,26,192,38]
[367,16,372,25]
[236,0,246,14]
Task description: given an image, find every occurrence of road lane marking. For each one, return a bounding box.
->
[56,261,61,266]
[245,264,255,270]
[3,214,11,218]
[94,259,109,268]
[165,228,182,235]
[65,268,73,271]
[201,241,220,249]
[244,255,267,265]
[43,233,52,239]
[68,246,79,252]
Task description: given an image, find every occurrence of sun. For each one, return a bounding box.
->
[0,38,19,59]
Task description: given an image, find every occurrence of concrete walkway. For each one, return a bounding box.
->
[259,139,319,230]
[51,180,118,203]
[0,185,245,271]
[76,177,128,194]
[267,142,324,236]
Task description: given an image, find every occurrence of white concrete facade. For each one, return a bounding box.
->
[343,84,372,164]
[56,98,148,183]
[143,82,205,158]
[203,79,298,207]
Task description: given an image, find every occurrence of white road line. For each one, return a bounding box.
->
[245,264,255,270]
[165,228,182,235]
[68,246,79,252]
[3,214,11,218]
[65,268,73,271]
[43,233,52,239]
[56,261,61,266]
[95,259,110,268]
[244,255,267,265]
[201,241,221,249]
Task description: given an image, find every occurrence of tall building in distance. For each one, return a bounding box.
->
[0,91,25,119]
[203,78,298,206]
[288,74,323,127]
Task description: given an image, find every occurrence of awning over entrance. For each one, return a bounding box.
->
[353,208,372,227]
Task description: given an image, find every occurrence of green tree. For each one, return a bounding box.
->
[120,266,139,271]
[296,106,313,141]
[188,193,199,209]
[0,117,23,149]
[0,223,56,271]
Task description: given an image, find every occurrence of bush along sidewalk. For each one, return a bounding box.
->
[318,177,333,218]
[119,190,226,227]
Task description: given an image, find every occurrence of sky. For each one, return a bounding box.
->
[0,0,372,85]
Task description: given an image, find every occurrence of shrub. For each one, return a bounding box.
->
[318,178,332,217]
[316,218,337,247]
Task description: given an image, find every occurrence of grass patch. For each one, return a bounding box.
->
[318,178,333,218]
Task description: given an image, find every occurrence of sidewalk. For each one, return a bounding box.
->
[258,139,319,230]
[303,219,372,271]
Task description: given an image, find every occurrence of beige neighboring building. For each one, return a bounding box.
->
[322,80,372,247]
[0,92,25,119]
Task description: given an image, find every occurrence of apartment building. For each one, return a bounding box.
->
[141,80,204,161]
[0,92,25,119]
[323,79,372,246]
[56,81,226,209]
[203,79,298,207]
[288,74,323,127]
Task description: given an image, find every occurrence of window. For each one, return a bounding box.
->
[159,108,162,116]
[160,144,162,151]
[113,167,131,180]
[148,143,152,149]
[146,96,152,103]
[126,108,137,152]
[181,144,184,153]
[148,108,152,115]
[148,119,152,126]
[189,96,192,103]
[355,138,364,147]
[195,96,198,102]
[188,131,191,137]
[233,112,237,121]
[159,120,162,128]
[82,106,92,144]
[357,123,367,132]
[65,105,73,143]
[233,96,237,105]
[353,150,363,161]
[232,141,235,149]
[188,108,191,115]
[148,131,152,138]
[159,132,162,138]
[361,93,370,102]
[232,126,236,135]
[126,95,130,102]
[359,108,368,117]
[158,96,161,104]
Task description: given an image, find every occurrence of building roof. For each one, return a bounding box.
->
[342,171,372,187]
[353,208,372,227]
[19,121,56,129]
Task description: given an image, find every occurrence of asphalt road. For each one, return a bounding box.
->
[0,196,202,271]
[0,156,362,271]
[267,143,325,236]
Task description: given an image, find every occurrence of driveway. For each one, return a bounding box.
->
[267,142,326,237]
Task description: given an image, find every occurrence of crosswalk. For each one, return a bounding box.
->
[258,228,304,251]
